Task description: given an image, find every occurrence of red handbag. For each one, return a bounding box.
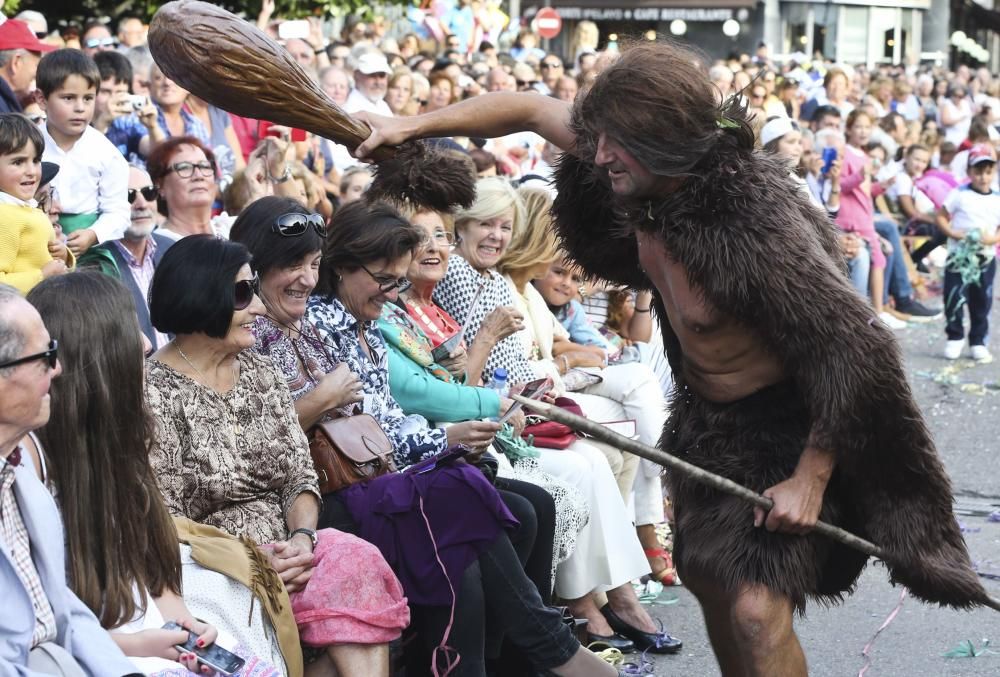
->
[522,397,584,449]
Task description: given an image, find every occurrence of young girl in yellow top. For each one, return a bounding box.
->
[0,113,71,294]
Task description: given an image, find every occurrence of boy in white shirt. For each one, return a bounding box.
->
[36,49,129,257]
[937,144,1000,362]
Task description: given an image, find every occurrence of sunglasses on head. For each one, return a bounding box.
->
[127,185,158,204]
[234,273,260,311]
[0,339,58,371]
[272,212,328,238]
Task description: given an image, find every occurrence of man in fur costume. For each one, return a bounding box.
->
[355,41,992,676]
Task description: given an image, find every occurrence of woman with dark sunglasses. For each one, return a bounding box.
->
[232,198,619,677]
[144,235,410,677]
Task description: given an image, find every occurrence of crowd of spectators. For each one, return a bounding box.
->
[2,4,1000,676]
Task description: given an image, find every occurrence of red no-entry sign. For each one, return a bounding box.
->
[535,7,562,39]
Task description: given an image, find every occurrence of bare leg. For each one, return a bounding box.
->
[548,645,618,677]
[683,573,745,677]
[326,643,389,677]
[566,592,615,635]
[637,524,672,579]
[605,583,658,633]
[304,652,337,677]
[729,584,805,677]
[870,266,885,314]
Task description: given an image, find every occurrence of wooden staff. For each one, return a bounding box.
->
[511,394,1000,612]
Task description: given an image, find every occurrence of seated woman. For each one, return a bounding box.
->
[144,235,409,677]
[28,271,287,676]
[434,177,681,653]
[231,196,615,677]
[379,201,589,597]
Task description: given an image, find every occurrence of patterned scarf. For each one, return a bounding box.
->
[378,303,454,383]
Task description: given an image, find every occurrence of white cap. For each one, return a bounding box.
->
[760,116,794,147]
[355,52,391,75]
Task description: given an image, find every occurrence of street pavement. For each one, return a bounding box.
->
[641,318,1000,676]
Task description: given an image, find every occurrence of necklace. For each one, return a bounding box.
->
[173,342,243,435]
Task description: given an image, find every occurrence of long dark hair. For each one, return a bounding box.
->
[574,40,754,180]
[28,272,181,629]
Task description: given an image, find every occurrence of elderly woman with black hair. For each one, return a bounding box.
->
[231,196,617,677]
[144,235,410,677]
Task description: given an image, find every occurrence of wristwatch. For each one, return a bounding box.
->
[290,528,318,550]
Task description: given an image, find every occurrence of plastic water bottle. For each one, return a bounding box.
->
[486,368,509,421]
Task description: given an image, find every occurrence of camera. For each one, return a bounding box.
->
[129,95,147,111]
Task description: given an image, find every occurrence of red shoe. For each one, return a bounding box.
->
[644,547,678,586]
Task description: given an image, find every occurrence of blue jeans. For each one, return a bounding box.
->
[874,215,913,304]
[847,241,871,297]
[944,257,996,346]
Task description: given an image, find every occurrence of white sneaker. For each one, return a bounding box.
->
[879,311,908,330]
[970,345,994,363]
[944,340,965,360]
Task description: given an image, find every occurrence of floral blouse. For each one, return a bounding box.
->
[304,295,448,468]
[146,350,320,545]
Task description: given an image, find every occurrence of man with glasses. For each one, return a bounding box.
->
[539,55,564,94]
[0,284,139,677]
[344,52,393,117]
[80,22,117,58]
[84,166,174,350]
[0,19,56,114]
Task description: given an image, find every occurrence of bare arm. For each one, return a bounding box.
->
[897,194,936,224]
[354,93,576,158]
[935,207,960,240]
[626,291,654,342]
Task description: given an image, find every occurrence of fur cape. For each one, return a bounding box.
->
[551,146,991,610]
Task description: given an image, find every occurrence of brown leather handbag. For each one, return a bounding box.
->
[308,408,396,494]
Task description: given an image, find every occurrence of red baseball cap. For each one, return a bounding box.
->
[0,20,57,53]
[968,143,997,167]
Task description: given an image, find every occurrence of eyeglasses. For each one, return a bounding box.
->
[516,80,537,88]
[272,212,328,238]
[0,339,58,371]
[28,113,45,125]
[540,62,562,69]
[37,186,57,213]
[419,230,455,248]
[168,161,215,179]
[127,185,158,204]
[84,37,118,49]
[360,263,411,294]
[234,274,260,310]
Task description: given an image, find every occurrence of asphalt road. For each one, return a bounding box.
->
[641,318,1000,677]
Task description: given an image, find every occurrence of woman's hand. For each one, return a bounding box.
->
[498,398,526,435]
[476,306,524,345]
[827,159,842,185]
[47,237,69,265]
[438,344,468,379]
[126,618,219,674]
[839,234,862,258]
[565,350,605,370]
[315,363,365,410]
[264,540,315,594]
[41,258,67,278]
[446,420,500,449]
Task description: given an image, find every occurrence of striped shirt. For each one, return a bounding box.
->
[0,448,57,646]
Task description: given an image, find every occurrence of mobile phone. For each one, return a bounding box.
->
[161,622,246,676]
[498,377,552,423]
[821,147,837,175]
[277,19,310,41]
[431,332,463,363]
[258,120,308,143]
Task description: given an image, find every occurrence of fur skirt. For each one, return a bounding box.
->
[666,382,869,612]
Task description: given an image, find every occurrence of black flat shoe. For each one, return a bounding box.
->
[600,604,683,654]
[585,631,636,653]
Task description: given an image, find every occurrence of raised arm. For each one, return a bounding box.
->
[354,93,575,158]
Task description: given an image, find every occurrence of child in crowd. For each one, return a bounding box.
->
[0,114,71,293]
[937,144,1000,362]
[37,49,129,257]
[92,51,163,168]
